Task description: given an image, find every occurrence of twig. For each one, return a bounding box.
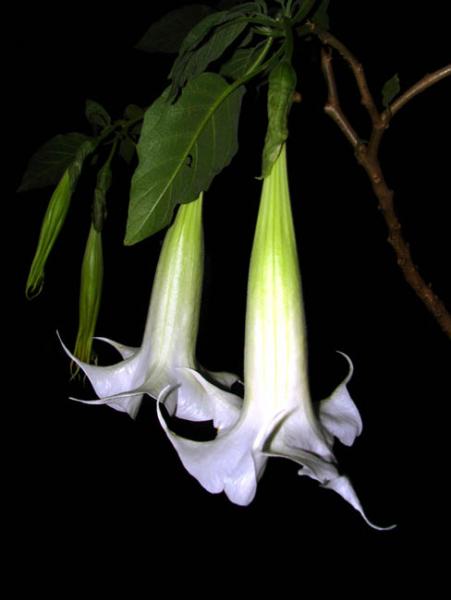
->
[388,65,451,117]
[321,48,360,146]
[313,25,451,340]
[313,27,381,128]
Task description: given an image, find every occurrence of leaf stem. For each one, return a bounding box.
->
[240,36,274,80]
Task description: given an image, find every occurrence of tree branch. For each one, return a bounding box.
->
[320,48,360,147]
[315,27,451,340]
[388,65,451,117]
[312,26,381,127]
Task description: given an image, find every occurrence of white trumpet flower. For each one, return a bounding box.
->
[62,194,241,427]
[158,146,394,529]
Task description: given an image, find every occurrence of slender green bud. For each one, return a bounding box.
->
[73,223,104,367]
[26,169,72,298]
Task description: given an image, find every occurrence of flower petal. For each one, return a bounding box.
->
[172,367,242,430]
[157,391,262,506]
[70,391,143,419]
[322,476,396,531]
[263,407,395,530]
[93,337,139,360]
[58,332,144,417]
[201,367,242,389]
[319,353,363,447]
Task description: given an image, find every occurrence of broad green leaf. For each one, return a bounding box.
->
[169,6,254,95]
[135,5,214,54]
[220,40,268,80]
[18,133,93,192]
[382,73,401,108]
[261,61,297,177]
[172,19,248,92]
[85,99,111,131]
[175,10,236,58]
[126,73,245,245]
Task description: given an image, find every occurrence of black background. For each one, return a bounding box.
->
[8,0,451,584]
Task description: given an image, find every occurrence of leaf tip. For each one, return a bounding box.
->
[123,232,137,247]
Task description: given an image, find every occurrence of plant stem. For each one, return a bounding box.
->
[312,25,451,340]
[388,65,451,117]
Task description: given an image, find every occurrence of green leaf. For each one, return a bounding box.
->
[135,5,215,54]
[119,137,136,165]
[382,73,401,108]
[126,73,245,245]
[169,9,250,95]
[173,11,232,59]
[220,40,268,80]
[175,3,255,58]
[18,133,93,192]
[85,99,111,132]
[261,61,297,177]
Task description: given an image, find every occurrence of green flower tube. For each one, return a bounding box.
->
[159,145,394,529]
[26,169,72,298]
[61,193,241,425]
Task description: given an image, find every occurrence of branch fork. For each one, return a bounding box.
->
[310,23,451,339]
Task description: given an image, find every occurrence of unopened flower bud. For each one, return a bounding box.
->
[73,222,104,367]
[26,169,72,298]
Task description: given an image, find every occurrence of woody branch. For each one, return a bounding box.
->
[308,24,451,340]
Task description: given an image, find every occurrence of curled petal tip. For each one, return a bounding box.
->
[335,350,354,383]
[93,337,138,360]
[69,395,110,406]
[322,475,396,531]
[56,331,84,366]
[70,390,143,419]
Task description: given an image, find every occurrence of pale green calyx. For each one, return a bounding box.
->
[61,193,241,427]
[158,145,394,530]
